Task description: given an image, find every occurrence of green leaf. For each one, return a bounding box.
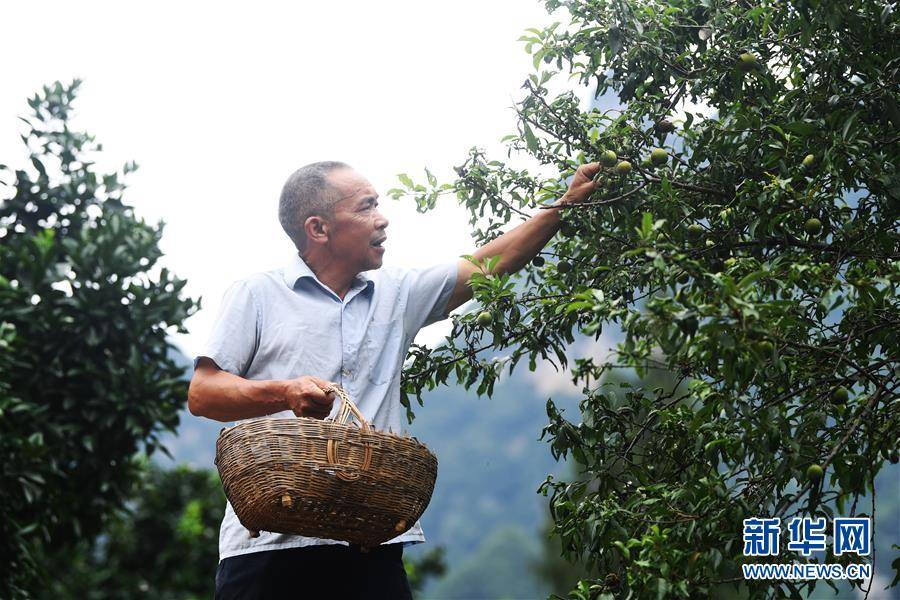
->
[523,122,539,153]
[783,121,816,136]
[398,173,414,188]
[612,540,630,560]
[641,212,653,238]
[737,270,765,291]
[842,110,860,140]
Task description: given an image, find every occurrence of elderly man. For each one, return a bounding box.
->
[188,160,600,599]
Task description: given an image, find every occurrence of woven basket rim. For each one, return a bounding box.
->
[218,416,431,450]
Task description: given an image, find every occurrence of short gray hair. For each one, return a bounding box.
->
[278,161,350,251]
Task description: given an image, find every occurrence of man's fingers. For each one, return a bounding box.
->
[307,385,334,406]
[308,406,330,419]
[297,398,331,418]
[309,376,336,395]
[582,161,602,181]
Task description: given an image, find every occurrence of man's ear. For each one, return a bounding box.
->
[304,215,329,246]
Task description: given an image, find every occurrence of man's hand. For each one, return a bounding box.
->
[557,162,602,206]
[444,160,604,313]
[283,376,337,419]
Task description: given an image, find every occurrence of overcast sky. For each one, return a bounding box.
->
[0,1,585,360]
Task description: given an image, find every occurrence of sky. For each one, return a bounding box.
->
[0,0,581,359]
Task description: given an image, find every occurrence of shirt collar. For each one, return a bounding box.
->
[282,253,374,294]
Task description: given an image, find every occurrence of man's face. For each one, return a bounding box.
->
[322,168,389,272]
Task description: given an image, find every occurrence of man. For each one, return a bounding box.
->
[188,160,601,599]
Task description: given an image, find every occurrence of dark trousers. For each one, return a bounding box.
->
[214,543,413,600]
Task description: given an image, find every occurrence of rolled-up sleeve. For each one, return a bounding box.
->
[193,280,260,376]
[402,260,459,337]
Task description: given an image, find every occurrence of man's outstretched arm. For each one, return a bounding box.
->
[445,162,601,313]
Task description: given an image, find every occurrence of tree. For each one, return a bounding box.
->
[393,1,899,597]
[38,462,225,600]
[404,546,448,597]
[0,80,199,596]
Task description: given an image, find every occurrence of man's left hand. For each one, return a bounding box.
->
[557,162,602,206]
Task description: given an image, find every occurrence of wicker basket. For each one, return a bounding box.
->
[214,386,438,547]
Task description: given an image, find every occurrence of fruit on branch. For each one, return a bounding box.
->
[801,153,816,170]
[806,463,824,483]
[599,149,618,168]
[531,255,545,267]
[737,52,758,73]
[830,386,849,404]
[476,311,493,327]
[718,207,734,223]
[754,340,774,356]
[650,148,668,166]
[655,119,675,134]
[557,260,572,274]
[804,217,823,236]
[687,223,704,239]
[615,160,632,175]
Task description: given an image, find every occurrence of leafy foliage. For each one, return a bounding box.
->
[394,1,899,597]
[39,462,224,600]
[405,546,448,596]
[0,80,199,596]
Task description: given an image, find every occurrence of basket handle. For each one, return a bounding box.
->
[323,385,372,481]
[326,386,371,431]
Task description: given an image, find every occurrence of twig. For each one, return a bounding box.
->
[539,181,650,209]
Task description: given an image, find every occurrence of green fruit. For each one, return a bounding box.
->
[531,255,545,267]
[806,464,824,483]
[599,150,618,168]
[476,311,493,327]
[615,160,632,175]
[755,340,774,356]
[831,386,849,404]
[641,157,654,169]
[655,119,675,134]
[557,260,572,274]
[687,223,704,239]
[804,217,823,236]
[737,52,758,72]
[724,257,737,269]
[801,154,815,170]
[650,148,668,166]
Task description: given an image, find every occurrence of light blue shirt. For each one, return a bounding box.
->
[196,253,458,561]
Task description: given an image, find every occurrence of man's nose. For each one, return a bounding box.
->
[375,210,389,230]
